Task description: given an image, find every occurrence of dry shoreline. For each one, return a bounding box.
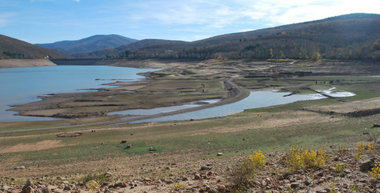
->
[0,59,56,68]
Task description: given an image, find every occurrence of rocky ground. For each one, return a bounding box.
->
[1,144,378,193]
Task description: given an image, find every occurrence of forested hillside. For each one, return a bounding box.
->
[0,35,65,59]
[78,13,380,61]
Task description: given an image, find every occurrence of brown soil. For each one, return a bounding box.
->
[0,140,63,153]
[0,59,56,68]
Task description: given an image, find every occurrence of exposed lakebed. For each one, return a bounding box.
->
[0,65,154,122]
[0,65,356,123]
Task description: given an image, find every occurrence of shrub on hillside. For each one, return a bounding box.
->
[228,150,266,191]
[284,146,326,171]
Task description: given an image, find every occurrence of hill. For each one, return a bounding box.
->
[36,34,138,55]
[72,39,187,58]
[0,34,65,59]
[78,13,380,61]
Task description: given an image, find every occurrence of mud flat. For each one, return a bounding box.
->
[0,59,56,68]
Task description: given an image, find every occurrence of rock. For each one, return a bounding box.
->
[63,185,71,191]
[165,179,173,184]
[22,180,33,190]
[217,152,223,156]
[304,177,313,186]
[113,181,127,188]
[217,185,226,193]
[282,172,291,180]
[21,180,34,193]
[200,166,211,171]
[1,185,9,191]
[14,166,26,170]
[21,186,34,193]
[359,158,375,172]
[148,147,157,152]
[343,169,351,173]
[290,182,299,189]
[194,173,201,180]
[41,187,51,193]
[261,180,267,186]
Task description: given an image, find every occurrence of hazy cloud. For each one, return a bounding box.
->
[130,0,380,28]
[0,13,14,28]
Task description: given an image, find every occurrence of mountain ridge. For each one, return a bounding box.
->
[36,34,138,55]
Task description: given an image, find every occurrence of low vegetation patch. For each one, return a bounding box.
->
[354,142,375,162]
[229,150,266,191]
[370,161,380,179]
[284,146,326,171]
[81,173,112,185]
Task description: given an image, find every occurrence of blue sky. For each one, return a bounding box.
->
[1,0,379,43]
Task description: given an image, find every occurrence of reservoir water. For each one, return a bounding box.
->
[132,90,354,123]
[0,65,154,122]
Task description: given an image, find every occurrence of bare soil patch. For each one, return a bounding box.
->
[0,59,56,68]
[0,140,64,153]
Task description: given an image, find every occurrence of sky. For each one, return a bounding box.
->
[0,0,379,44]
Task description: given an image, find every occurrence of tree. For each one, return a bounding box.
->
[312,51,322,61]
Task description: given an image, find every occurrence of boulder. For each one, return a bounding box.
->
[359,158,375,172]
[20,186,34,193]
[14,166,26,170]
[200,166,211,171]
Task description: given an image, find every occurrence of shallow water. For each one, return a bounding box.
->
[133,90,354,123]
[0,65,154,122]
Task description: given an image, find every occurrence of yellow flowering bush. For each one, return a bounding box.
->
[171,182,187,190]
[357,142,375,152]
[86,180,100,191]
[248,150,266,169]
[370,162,380,179]
[285,146,326,171]
[355,142,375,162]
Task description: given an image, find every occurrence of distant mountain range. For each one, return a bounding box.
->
[36,34,138,55]
[74,13,380,61]
[0,34,65,59]
[1,13,379,61]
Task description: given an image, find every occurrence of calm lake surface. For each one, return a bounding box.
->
[0,65,154,122]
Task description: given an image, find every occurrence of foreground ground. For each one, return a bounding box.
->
[0,59,380,192]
